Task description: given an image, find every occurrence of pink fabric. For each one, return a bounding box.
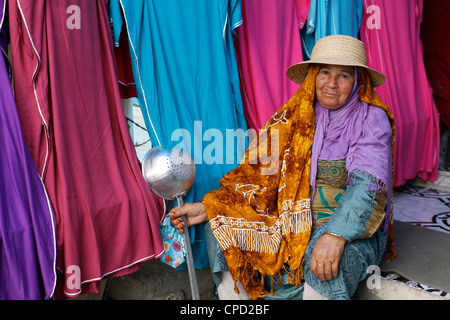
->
[360,0,440,187]
[234,0,310,131]
[9,0,164,297]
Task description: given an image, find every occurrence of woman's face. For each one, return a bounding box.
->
[315,64,355,110]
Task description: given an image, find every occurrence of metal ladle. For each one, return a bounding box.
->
[142,145,199,300]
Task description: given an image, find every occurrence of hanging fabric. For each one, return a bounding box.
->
[234,0,310,131]
[9,0,165,297]
[109,0,248,270]
[360,0,440,186]
[0,0,56,300]
[301,0,363,60]
[113,21,137,100]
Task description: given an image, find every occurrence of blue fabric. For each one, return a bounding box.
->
[263,169,387,300]
[324,171,379,242]
[109,0,248,269]
[263,226,387,300]
[301,0,363,60]
[304,225,387,300]
[205,223,228,287]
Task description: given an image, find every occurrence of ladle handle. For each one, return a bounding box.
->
[177,196,200,300]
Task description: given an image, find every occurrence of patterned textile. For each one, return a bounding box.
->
[313,159,348,228]
[304,225,387,300]
[263,169,389,300]
[263,225,387,300]
[313,161,388,238]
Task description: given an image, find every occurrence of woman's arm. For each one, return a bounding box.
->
[310,172,384,282]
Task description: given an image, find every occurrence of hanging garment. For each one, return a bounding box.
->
[0,1,56,300]
[114,22,137,100]
[360,0,440,186]
[301,0,363,60]
[234,0,310,131]
[109,0,248,269]
[9,0,165,297]
[421,0,450,129]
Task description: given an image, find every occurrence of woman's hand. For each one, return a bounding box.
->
[169,202,208,234]
[310,233,347,282]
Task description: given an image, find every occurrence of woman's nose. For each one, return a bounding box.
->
[327,76,339,88]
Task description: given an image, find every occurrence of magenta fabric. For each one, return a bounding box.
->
[9,0,164,297]
[360,0,440,186]
[234,0,310,131]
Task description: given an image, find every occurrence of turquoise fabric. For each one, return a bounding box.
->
[301,0,363,60]
[263,226,386,300]
[109,0,248,269]
[325,170,380,242]
[205,222,228,287]
[304,225,387,300]
[263,170,387,300]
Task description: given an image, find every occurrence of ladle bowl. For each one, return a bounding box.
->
[142,146,196,201]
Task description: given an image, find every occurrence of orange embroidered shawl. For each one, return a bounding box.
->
[203,65,396,300]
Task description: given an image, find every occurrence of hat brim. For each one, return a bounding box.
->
[286,60,386,87]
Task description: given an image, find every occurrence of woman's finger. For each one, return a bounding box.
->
[312,260,326,282]
[331,260,340,279]
[169,209,185,232]
[169,206,182,217]
[323,262,334,282]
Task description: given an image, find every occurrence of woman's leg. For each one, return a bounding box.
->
[303,225,387,300]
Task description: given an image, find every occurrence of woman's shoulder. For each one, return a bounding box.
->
[365,104,392,136]
[367,104,390,121]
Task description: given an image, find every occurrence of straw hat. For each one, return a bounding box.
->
[286,35,386,87]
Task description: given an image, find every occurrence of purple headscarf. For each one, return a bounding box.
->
[310,68,393,234]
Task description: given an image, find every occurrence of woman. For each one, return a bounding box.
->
[170,35,396,300]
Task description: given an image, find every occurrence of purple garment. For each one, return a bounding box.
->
[310,68,393,233]
[0,2,56,299]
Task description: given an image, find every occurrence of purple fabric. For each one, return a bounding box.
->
[0,1,56,299]
[310,68,393,233]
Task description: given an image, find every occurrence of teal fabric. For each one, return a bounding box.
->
[304,225,387,300]
[205,222,228,287]
[263,170,387,300]
[301,0,363,60]
[263,226,387,300]
[109,0,248,269]
[324,171,379,243]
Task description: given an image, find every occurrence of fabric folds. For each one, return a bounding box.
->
[360,0,440,186]
[9,0,164,297]
[109,0,249,269]
[234,0,310,131]
[0,0,56,299]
